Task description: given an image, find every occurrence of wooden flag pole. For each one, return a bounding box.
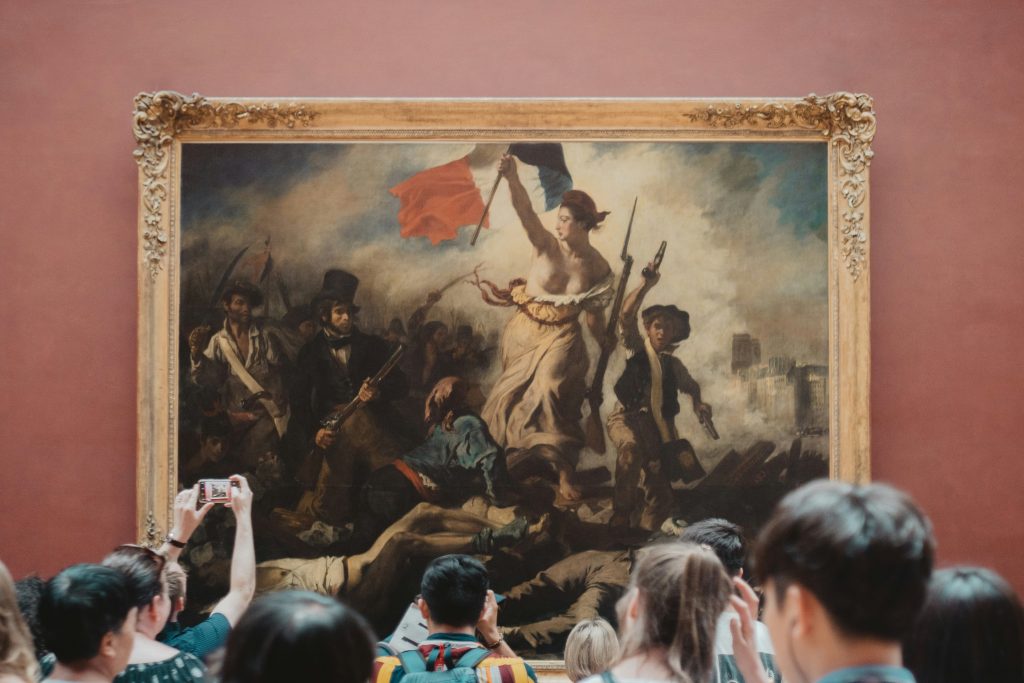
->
[470,145,511,246]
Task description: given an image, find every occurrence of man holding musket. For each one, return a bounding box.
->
[607,257,713,531]
[288,269,411,526]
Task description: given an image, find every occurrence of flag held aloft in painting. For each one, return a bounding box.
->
[389,143,573,245]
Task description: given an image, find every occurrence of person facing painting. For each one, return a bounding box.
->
[38,564,137,683]
[578,543,733,683]
[479,153,615,502]
[288,269,411,527]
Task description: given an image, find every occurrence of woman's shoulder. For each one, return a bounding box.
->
[118,651,206,682]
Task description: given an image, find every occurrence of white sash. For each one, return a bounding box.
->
[645,337,674,443]
[216,336,290,437]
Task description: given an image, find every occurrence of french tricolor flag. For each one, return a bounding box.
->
[389,143,573,245]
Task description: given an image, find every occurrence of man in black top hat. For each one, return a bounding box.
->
[188,280,289,469]
[289,269,412,526]
[606,264,713,531]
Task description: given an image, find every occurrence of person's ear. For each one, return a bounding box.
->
[98,630,117,658]
[417,597,431,623]
[627,589,642,621]
[788,583,817,639]
[175,596,186,614]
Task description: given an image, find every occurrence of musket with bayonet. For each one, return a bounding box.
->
[584,197,638,455]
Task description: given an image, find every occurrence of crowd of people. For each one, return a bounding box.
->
[2,479,1022,683]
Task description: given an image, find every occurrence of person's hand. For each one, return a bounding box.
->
[642,263,661,286]
[225,474,253,520]
[601,330,618,353]
[188,325,212,360]
[728,577,773,683]
[315,427,336,449]
[695,402,712,422]
[171,485,215,543]
[498,153,519,180]
[476,589,501,645]
[358,380,380,403]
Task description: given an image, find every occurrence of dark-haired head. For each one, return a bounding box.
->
[13,573,48,660]
[102,545,168,612]
[754,480,934,641]
[419,555,489,629]
[680,518,747,577]
[903,566,1024,683]
[560,190,609,231]
[38,564,136,665]
[220,591,375,683]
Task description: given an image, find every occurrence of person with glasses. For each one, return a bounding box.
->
[101,542,204,683]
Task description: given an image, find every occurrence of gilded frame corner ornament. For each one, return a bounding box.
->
[132,91,319,279]
[686,93,875,279]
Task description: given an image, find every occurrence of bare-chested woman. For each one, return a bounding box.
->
[480,153,614,502]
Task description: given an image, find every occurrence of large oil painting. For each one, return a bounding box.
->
[134,95,873,663]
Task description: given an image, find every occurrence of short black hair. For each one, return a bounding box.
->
[15,575,48,659]
[420,554,489,628]
[220,591,376,683]
[903,567,1024,683]
[754,480,934,641]
[680,518,747,577]
[39,564,134,663]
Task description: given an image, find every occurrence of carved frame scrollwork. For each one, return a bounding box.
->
[134,96,873,620]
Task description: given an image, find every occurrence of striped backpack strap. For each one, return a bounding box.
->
[474,656,535,683]
[373,655,404,683]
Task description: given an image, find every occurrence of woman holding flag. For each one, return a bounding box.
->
[478,153,615,503]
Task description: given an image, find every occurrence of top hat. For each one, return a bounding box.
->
[641,304,690,344]
[221,280,264,308]
[312,269,360,313]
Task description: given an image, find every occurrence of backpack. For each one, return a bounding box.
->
[395,646,492,683]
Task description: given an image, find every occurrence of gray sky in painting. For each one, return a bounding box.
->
[181,141,827,448]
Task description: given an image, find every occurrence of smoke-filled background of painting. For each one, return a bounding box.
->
[180,140,828,492]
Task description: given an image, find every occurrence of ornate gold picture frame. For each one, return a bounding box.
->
[135,94,872,670]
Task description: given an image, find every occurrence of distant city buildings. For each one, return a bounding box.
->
[731,333,828,433]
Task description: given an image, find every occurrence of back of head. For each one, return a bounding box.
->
[618,543,732,683]
[564,618,619,682]
[903,566,1024,683]
[680,518,747,577]
[13,574,47,660]
[420,554,488,629]
[1,560,39,681]
[755,480,934,641]
[165,563,187,606]
[220,591,376,683]
[101,545,167,610]
[39,564,133,663]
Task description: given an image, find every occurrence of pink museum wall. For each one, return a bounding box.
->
[2,1,1023,590]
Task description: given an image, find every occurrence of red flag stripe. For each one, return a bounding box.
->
[389,156,488,245]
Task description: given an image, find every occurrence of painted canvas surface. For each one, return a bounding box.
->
[176,140,829,656]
